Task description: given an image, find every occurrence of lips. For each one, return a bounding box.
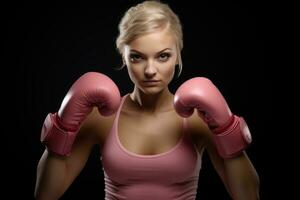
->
[143,80,160,82]
[143,80,161,86]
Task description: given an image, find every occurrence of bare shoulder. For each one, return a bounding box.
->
[79,107,116,146]
[185,111,214,151]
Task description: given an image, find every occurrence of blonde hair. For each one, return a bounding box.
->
[116,0,183,77]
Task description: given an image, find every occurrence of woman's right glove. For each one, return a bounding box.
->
[40,72,121,156]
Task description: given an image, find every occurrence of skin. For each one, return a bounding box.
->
[34,27,260,200]
[122,26,177,113]
[119,27,185,155]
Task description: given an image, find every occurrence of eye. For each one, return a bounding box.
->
[158,52,171,62]
[129,54,143,63]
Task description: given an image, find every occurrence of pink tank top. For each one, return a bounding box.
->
[101,94,203,200]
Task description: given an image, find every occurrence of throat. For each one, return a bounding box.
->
[129,90,174,113]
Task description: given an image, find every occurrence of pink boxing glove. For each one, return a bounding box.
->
[40,72,121,156]
[174,77,252,159]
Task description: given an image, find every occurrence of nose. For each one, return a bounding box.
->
[144,60,157,78]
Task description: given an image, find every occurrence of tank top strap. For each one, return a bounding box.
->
[116,94,128,116]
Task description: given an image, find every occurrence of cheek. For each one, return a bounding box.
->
[164,65,175,82]
[161,61,176,83]
[126,65,142,83]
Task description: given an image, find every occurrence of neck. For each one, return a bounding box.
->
[129,87,174,114]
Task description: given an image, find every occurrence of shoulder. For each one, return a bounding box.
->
[79,107,117,146]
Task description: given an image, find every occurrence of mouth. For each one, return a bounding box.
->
[143,80,160,82]
[142,80,161,86]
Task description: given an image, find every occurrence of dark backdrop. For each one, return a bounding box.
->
[5,0,272,199]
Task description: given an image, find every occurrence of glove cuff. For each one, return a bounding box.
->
[212,115,252,159]
[40,113,77,156]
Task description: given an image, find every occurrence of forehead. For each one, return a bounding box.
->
[126,28,176,54]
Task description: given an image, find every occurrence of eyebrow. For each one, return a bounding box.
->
[130,48,172,56]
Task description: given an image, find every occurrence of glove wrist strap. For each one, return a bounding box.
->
[40,113,77,156]
[212,115,252,159]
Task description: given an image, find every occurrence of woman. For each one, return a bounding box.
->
[34,1,260,199]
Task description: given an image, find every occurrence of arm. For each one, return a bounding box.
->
[34,72,121,199]
[187,112,234,196]
[174,77,260,199]
[35,109,98,199]
[204,127,260,199]
[222,152,260,200]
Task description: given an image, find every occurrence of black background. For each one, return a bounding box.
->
[5,0,273,199]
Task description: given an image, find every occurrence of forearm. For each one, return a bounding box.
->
[224,152,260,200]
[34,149,69,200]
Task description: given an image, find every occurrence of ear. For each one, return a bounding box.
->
[176,57,179,65]
[122,55,126,66]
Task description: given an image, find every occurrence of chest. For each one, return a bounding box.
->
[117,110,184,156]
[101,111,201,185]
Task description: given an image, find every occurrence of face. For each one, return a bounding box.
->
[123,28,177,95]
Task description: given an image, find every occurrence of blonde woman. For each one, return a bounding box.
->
[35,1,260,199]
